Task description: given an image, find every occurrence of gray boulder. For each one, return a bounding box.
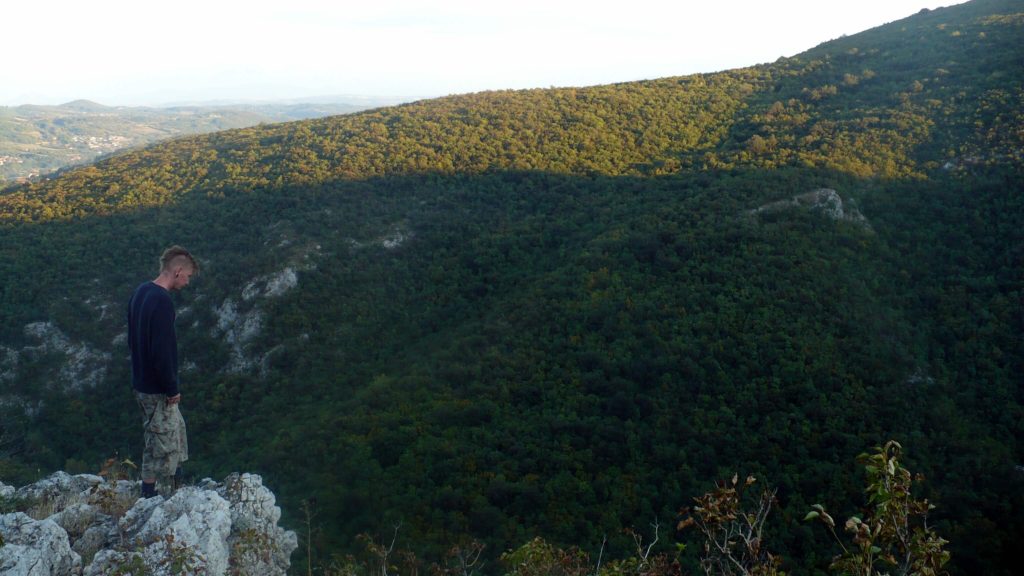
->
[71,523,113,567]
[217,473,299,575]
[50,503,109,539]
[86,487,232,575]
[0,512,82,575]
[15,472,104,516]
[49,503,114,564]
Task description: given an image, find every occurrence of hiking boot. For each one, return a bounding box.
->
[140,481,158,499]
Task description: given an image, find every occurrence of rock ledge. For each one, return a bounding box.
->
[0,471,296,576]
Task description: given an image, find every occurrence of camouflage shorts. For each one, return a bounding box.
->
[136,391,189,480]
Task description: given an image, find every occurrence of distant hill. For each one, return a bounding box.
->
[1,0,1020,222]
[0,98,403,184]
[0,1,1021,574]
[59,99,110,112]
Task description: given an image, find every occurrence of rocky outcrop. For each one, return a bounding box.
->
[13,472,104,506]
[0,513,81,576]
[0,322,112,393]
[22,322,112,391]
[242,268,299,301]
[0,346,17,384]
[213,473,299,575]
[347,225,412,251]
[212,260,310,375]
[748,188,872,230]
[85,487,233,576]
[0,471,296,576]
[212,297,265,373]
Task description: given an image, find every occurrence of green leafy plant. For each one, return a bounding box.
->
[91,455,139,520]
[430,540,486,576]
[500,536,592,576]
[323,523,423,576]
[109,553,152,576]
[98,455,138,482]
[806,440,950,576]
[500,530,678,576]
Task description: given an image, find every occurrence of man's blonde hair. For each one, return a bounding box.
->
[160,246,199,275]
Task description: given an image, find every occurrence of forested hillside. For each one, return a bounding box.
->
[0,99,388,184]
[1,0,1022,574]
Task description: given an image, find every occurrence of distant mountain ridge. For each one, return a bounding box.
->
[0,97,404,185]
[58,100,109,112]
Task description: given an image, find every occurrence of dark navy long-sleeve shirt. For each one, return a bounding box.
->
[128,282,179,396]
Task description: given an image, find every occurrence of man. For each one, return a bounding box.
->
[128,246,197,498]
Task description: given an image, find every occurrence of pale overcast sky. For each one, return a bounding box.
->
[3,0,969,107]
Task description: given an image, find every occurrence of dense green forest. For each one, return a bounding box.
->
[1,1,1022,574]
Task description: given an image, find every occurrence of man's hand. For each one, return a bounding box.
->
[167,394,181,405]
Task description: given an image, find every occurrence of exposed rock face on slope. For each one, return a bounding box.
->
[0,472,296,575]
[748,188,873,230]
[0,322,111,392]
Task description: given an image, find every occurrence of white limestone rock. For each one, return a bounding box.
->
[15,472,104,515]
[85,478,138,507]
[50,503,108,540]
[0,480,14,499]
[71,523,113,566]
[212,298,264,373]
[0,394,42,418]
[4,473,295,576]
[210,243,319,375]
[381,229,408,249]
[346,226,412,251]
[86,546,198,576]
[218,473,282,532]
[0,512,82,576]
[216,473,298,575]
[134,488,231,573]
[242,267,299,301]
[49,501,116,564]
[22,321,112,390]
[110,332,127,348]
[748,188,872,229]
[82,297,112,323]
[85,487,232,575]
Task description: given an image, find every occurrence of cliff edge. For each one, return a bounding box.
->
[0,471,297,575]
